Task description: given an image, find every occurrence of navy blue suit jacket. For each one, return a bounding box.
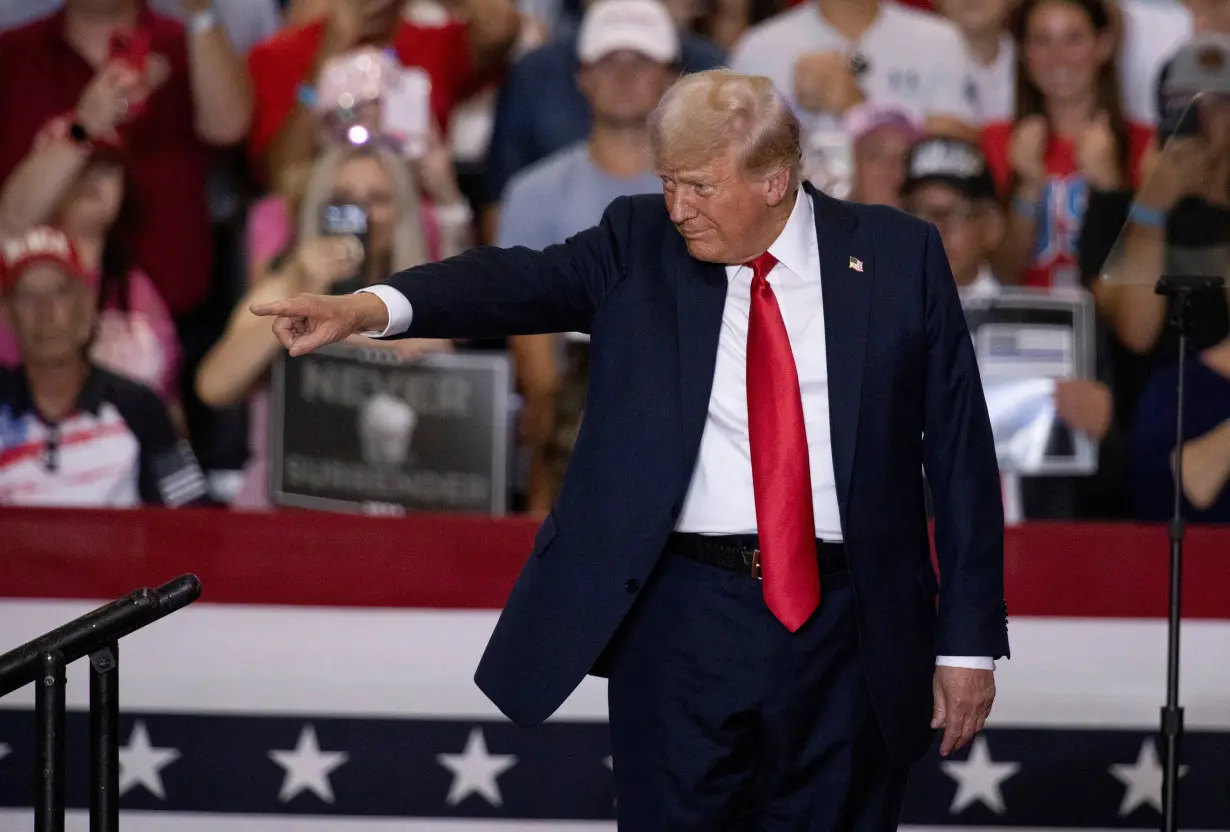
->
[384,182,1010,763]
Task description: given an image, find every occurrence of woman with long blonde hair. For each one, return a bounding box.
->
[197,141,458,508]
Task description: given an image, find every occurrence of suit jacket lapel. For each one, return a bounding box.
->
[807,183,871,517]
[668,230,728,475]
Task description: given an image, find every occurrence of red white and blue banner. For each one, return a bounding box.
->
[1,507,1228,830]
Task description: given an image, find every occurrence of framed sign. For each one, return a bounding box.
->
[269,345,512,515]
[962,288,1098,476]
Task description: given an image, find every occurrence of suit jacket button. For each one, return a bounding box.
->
[625,579,640,592]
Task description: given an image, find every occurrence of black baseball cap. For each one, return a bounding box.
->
[902,137,997,202]
[1156,34,1230,138]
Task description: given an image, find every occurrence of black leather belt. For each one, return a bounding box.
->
[667,532,847,580]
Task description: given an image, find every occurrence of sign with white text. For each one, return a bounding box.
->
[269,345,512,514]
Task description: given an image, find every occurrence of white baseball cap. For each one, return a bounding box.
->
[577,0,680,65]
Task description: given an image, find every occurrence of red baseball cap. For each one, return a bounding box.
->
[0,226,89,294]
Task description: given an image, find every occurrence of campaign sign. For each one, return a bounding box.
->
[962,288,1098,476]
[269,345,512,514]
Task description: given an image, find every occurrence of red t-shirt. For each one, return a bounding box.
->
[981,119,1153,289]
[0,7,214,317]
[246,19,479,174]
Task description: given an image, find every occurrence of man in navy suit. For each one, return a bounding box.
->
[255,69,1009,829]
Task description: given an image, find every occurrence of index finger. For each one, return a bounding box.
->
[940,717,965,756]
[250,300,289,317]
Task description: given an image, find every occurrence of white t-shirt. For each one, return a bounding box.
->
[730,0,978,135]
[1117,0,1192,125]
[966,34,1015,124]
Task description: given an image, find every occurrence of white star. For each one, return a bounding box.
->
[268,724,349,804]
[1110,739,1189,816]
[603,755,613,771]
[437,727,517,807]
[118,721,180,799]
[941,736,1020,814]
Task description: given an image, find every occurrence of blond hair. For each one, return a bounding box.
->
[297,144,430,273]
[648,69,803,181]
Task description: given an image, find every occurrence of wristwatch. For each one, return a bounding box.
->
[68,121,91,145]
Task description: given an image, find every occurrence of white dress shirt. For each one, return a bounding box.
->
[360,191,993,670]
[675,188,842,539]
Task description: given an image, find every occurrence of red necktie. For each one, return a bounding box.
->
[745,251,821,632]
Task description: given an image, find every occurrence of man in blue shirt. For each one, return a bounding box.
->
[497,0,676,251]
[497,0,679,511]
[482,0,724,234]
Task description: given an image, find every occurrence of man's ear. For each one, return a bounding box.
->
[763,167,793,207]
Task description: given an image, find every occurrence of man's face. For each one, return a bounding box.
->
[3,265,94,366]
[578,51,676,127]
[660,148,785,263]
[905,183,1000,283]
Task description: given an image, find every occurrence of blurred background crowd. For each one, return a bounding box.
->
[2,0,1229,525]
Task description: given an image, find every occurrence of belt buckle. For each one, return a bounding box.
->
[749,548,762,580]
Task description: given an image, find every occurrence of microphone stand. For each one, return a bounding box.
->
[1152,274,1224,832]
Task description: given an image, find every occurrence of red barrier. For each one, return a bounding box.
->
[1,507,1228,618]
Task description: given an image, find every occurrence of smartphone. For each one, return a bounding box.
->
[381,67,433,159]
[320,203,370,296]
[108,28,151,121]
[109,28,150,73]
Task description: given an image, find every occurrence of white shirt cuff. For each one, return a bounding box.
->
[355,285,413,338]
[936,655,996,671]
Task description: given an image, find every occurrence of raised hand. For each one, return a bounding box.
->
[1137,137,1208,213]
[75,62,146,141]
[250,292,389,358]
[290,236,365,295]
[1009,115,1049,188]
[793,51,865,116]
[1055,378,1113,439]
[1076,111,1122,191]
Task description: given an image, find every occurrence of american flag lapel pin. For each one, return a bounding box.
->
[849,256,864,273]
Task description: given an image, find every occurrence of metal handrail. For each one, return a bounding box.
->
[0,574,202,832]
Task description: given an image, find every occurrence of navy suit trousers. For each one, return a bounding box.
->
[605,550,908,830]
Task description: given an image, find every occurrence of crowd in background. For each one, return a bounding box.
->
[1,0,1229,523]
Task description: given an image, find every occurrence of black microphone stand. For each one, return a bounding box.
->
[1152,274,1223,832]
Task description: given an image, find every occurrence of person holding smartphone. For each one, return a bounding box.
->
[1079,35,1230,443]
[196,142,454,509]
